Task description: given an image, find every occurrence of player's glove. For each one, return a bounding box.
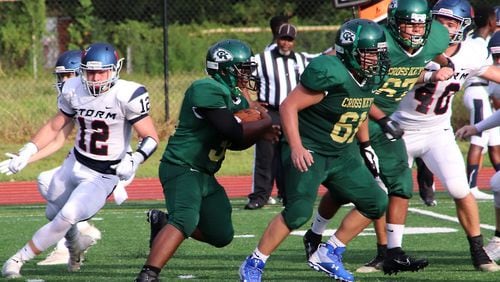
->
[111,152,144,181]
[0,142,38,175]
[376,116,404,141]
[359,141,379,178]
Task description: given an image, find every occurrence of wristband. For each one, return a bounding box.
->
[136,136,158,161]
[423,71,433,83]
[359,141,370,148]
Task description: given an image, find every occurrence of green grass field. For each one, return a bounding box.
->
[0,193,499,281]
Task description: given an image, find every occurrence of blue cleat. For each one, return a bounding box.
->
[308,243,354,282]
[239,255,265,282]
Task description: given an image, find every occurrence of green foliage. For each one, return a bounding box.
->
[111,21,164,75]
[0,0,45,74]
[66,0,104,49]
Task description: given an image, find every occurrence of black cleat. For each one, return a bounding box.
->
[356,244,386,273]
[147,209,168,248]
[468,235,500,272]
[135,269,159,282]
[244,201,263,210]
[383,247,428,275]
[423,199,437,207]
[303,229,322,260]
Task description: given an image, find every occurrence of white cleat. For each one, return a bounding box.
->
[2,256,23,279]
[485,236,500,262]
[470,187,494,200]
[66,234,96,272]
[37,245,70,266]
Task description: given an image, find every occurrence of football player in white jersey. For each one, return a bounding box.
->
[0,42,159,279]
[391,0,500,271]
[7,50,133,266]
[456,30,500,263]
[462,6,499,200]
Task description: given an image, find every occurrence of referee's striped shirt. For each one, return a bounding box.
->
[253,46,315,109]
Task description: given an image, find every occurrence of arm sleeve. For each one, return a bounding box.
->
[198,108,244,142]
[475,110,500,132]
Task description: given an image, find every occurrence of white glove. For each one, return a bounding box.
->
[1,143,38,175]
[0,155,15,175]
[111,152,144,181]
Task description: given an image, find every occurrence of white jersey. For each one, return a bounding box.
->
[463,36,492,87]
[59,77,150,162]
[392,40,489,131]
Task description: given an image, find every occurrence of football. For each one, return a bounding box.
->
[234,108,262,123]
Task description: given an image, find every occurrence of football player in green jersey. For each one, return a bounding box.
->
[135,39,278,282]
[303,0,454,275]
[239,19,390,282]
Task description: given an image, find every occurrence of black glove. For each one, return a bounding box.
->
[359,141,379,178]
[376,116,404,141]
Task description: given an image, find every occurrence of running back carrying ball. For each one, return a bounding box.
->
[234,108,262,123]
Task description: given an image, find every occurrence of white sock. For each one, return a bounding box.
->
[386,223,404,249]
[327,235,346,248]
[15,243,36,262]
[311,213,331,235]
[251,248,269,263]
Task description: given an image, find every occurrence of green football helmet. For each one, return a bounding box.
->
[335,19,390,85]
[387,0,432,49]
[206,39,258,91]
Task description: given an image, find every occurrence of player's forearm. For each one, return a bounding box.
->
[475,110,500,133]
[279,102,302,150]
[30,112,69,151]
[356,119,370,143]
[368,104,386,121]
[29,133,66,163]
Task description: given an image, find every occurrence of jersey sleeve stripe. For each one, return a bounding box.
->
[128,86,148,102]
[60,109,75,117]
[129,113,148,125]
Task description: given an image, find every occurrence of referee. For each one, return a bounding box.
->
[246,23,315,209]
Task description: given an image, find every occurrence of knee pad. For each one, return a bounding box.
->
[490,172,500,208]
[282,199,314,230]
[445,179,470,200]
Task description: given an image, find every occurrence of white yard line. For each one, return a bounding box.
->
[409,207,495,231]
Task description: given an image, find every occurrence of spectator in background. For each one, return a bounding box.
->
[462,5,500,200]
[245,23,314,209]
[264,15,290,51]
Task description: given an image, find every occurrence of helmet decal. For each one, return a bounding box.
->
[213,48,233,62]
[389,0,397,9]
[410,13,428,23]
[340,30,356,45]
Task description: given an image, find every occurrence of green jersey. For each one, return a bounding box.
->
[374,21,449,115]
[162,78,249,174]
[298,55,375,156]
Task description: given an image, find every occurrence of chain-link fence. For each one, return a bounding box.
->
[0,0,498,143]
